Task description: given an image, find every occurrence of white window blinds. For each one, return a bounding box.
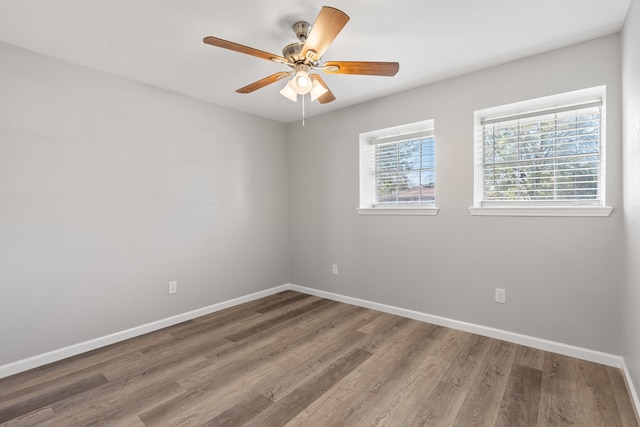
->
[372,130,435,205]
[480,101,602,205]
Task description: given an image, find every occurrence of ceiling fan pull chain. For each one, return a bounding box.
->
[302,93,305,126]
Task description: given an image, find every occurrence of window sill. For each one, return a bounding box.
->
[468,206,613,217]
[357,207,439,216]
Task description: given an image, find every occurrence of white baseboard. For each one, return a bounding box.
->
[288,284,624,368]
[0,285,289,379]
[622,360,640,421]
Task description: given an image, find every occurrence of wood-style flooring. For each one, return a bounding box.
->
[0,291,638,426]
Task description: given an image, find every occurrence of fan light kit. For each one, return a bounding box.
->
[203,6,399,105]
[279,64,329,101]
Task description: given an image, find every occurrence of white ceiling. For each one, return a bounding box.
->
[0,0,631,123]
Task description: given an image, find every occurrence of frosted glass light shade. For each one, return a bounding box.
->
[310,79,328,101]
[279,81,298,102]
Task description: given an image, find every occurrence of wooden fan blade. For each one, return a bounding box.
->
[322,61,399,76]
[302,7,350,61]
[310,74,336,104]
[236,72,292,94]
[203,36,287,63]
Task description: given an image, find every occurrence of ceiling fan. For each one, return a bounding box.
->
[203,6,399,104]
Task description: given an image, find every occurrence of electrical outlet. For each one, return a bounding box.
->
[332,264,338,275]
[169,281,178,295]
[495,288,506,304]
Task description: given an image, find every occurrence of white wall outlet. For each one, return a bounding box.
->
[332,264,338,275]
[169,281,178,295]
[495,288,506,304]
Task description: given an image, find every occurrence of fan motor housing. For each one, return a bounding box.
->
[282,42,304,63]
[283,21,312,63]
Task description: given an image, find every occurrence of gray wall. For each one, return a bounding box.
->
[288,34,623,355]
[0,24,632,384]
[623,0,640,401]
[0,42,289,366]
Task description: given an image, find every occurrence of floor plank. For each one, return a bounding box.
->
[408,333,495,426]
[495,364,543,426]
[452,340,518,426]
[244,348,374,427]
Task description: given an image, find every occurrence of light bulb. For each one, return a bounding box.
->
[291,70,312,94]
[296,74,309,88]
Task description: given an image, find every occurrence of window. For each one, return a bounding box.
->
[471,87,612,216]
[359,120,437,215]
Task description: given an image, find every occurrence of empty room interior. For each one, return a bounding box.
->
[2,0,640,425]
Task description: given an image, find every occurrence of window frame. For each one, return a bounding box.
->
[358,119,438,216]
[471,86,612,217]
